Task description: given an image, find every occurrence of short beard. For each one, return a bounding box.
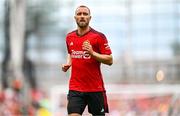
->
[77,22,89,28]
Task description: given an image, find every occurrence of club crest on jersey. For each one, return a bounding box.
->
[71,50,91,59]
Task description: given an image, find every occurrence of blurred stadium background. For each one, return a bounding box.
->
[0,0,180,115]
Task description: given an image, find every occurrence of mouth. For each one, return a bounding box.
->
[80,20,85,22]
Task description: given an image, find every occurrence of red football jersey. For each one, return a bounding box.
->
[66,28,112,92]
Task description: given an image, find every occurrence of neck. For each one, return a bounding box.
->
[77,26,90,36]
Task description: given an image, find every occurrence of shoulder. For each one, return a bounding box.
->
[66,30,77,37]
[90,28,106,39]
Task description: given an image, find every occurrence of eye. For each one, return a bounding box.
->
[76,12,81,16]
[83,12,88,16]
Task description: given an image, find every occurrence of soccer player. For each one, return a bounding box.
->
[62,5,113,116]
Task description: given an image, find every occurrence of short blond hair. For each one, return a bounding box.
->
[75,5,91,15]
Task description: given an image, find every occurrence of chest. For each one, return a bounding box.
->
[68,35,99,51]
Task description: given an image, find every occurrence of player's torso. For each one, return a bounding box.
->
[67,32,100,61]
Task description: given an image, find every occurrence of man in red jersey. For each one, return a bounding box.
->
[62,5,113,116]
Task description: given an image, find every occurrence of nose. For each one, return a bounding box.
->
[79,15,85,20]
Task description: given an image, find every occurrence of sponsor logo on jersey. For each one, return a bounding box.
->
[71,50,91,59]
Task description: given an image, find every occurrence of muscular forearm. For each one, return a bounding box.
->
[91,51,113,65]
[82,40,113,65]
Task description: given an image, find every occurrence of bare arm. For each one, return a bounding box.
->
[91,52,113,65]
[82,40,113,65]
[62,54,71,72]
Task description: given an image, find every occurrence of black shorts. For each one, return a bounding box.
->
[67,90,109,115]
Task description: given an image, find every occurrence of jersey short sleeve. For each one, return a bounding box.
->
[66,36,71,54]
[98,34,112,55]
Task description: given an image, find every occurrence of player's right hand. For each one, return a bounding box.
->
[62,64,71,72]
